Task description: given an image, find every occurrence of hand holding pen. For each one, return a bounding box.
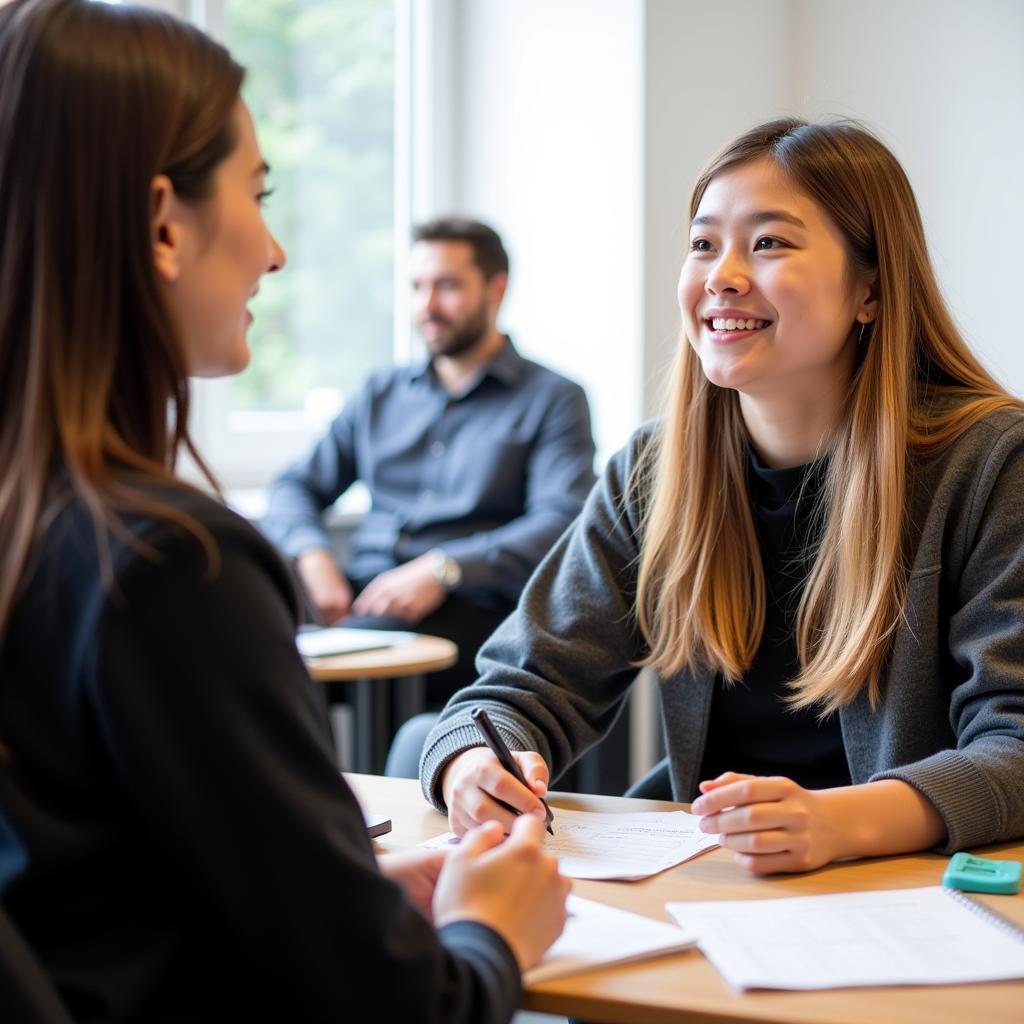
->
[470,707,555,835]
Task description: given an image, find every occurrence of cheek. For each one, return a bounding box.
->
[441,295,468,321]
[677,265,703,317]
[224,210,269,290]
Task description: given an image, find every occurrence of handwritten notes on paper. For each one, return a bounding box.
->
[422,807,719,880]
[540,807,719,879]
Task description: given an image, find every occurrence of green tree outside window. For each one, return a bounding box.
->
[226,0,395,412]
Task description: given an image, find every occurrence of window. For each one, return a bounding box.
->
[184,0,419,495]
[226,0,396,415]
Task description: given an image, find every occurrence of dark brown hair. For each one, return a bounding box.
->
[413,216,509,279]
[0,0,244,635]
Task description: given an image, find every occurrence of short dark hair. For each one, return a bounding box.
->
[413,217,509,279]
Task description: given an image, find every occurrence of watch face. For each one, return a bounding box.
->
[430,550,461,588]
[442,558,462,587]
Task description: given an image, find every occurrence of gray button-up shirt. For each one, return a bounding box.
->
[262,339,596,604]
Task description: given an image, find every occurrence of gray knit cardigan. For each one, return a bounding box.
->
[421,409,1024,853]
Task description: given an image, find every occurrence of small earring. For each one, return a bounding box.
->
[858,321,872,345]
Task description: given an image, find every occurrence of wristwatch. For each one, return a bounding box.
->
[428,548,462,589]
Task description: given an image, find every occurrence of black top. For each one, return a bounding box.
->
[0,478,519,1023]
[698,451,852,792]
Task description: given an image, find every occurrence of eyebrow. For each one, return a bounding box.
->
[691,209,807,229]
[253,161,271,177]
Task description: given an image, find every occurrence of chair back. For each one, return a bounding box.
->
[624,756,672,800]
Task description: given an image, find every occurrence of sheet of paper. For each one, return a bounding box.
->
[525,894,697,983]
[422,806,719,880]
[295,627,416,658]
[666,885,1024,991]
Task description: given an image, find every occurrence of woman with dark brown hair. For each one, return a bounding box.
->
[0,1,567,1020]
[426,117,1024,874]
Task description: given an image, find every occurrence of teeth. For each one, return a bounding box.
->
[710,317,768,331]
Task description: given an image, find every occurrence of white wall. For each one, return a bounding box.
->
[448,0,645,461]
[796,0,1024,391]
[449,0,1024,443]
[643,0,1024,408]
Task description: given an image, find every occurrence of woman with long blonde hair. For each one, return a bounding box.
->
[0,1,569,1018]
[423,117,1024,873]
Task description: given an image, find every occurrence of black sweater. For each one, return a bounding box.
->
[0,479,518,1023]
[698,452,850,791]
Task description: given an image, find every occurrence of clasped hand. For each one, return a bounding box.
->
[691,771,846,874]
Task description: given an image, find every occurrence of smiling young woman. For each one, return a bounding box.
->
[423,117,1024,877]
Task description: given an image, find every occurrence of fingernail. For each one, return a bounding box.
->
[691,798,705,814]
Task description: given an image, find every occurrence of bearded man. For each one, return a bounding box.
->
[263,217,596,705]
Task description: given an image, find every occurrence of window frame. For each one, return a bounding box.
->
[177,0,456,491]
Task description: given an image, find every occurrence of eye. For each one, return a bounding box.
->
[689,237,713,253]
[754,236,787,251]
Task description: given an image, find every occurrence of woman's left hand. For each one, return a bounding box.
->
[377,848,449,920]
[691,771,845,874]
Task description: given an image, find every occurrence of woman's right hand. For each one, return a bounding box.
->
[441,746,551,836]
[433,816,570,971]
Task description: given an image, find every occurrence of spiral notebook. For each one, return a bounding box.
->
[665,885,1024,990]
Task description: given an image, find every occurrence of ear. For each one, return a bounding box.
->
[151,174,185,284]
[487,270,509,311]
[855,268,880,325]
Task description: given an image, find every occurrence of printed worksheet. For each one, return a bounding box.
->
[666,886,1024,990]
[422,807,719,880]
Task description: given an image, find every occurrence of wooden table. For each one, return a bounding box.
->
[305,635,456,774]
[347,773,1024,1024]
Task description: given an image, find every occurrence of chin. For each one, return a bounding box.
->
[226,343,251,376]
[699,359,753,392]
[193,341,251,379]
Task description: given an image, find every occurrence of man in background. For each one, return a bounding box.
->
[263,217,595,705]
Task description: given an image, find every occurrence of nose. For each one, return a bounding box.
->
[419,286,441,318]
[267,232,287,273]
[704,246,749,295]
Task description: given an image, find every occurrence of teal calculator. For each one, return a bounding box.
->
[942,852,1022,895]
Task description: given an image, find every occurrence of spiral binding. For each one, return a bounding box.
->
[945,887,1024,942]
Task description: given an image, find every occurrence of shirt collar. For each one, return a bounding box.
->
[408,336,525,390]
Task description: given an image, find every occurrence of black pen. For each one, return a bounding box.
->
[471,707,555,835]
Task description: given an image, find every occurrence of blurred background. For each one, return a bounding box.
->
[126,0,1023,497]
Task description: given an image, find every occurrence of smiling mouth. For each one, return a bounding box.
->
[705,317,771,332]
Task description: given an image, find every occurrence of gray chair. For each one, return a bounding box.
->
[624,756,671,800]
[0,907,73,1023]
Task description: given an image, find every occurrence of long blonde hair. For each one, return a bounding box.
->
[635,117,1019,714]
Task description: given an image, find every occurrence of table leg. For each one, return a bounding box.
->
[394,673,426,728]
[353,679,390,775]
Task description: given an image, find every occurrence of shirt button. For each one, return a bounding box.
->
[422,489,435,502]
[430,441,445,457]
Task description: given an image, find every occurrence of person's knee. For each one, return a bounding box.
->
[384,712,439,779]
